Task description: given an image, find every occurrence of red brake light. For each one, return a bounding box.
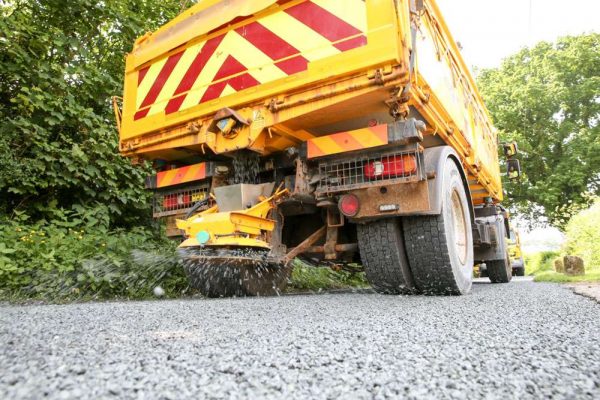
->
[339,194,360,217]
[163,193,192,209]
[364,155,417,179]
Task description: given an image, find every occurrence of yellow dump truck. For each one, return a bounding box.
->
[115,0,521,296]
[508,228,525,276]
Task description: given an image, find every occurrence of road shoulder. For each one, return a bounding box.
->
[568,283,600,303]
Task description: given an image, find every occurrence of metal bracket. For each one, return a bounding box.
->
[324,226,339,260]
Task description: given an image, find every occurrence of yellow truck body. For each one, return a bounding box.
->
[117,0,501,203]
[508,228,526,276]
[116,0,516,296]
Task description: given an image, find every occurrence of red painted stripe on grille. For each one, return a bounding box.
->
[200,56,260,103]
[235,22,309,75]
[165,35,225,115]
[138,67,149,86]
[134,51,184,120]
[285,1,365,51]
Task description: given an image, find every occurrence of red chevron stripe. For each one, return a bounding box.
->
[335,35,368,52]
[285,1,367,52]
[200,56,260,103]
[135,51,184,120]
[138,66,149,86]
[235,22,308,75]
[134,1,367,120]
[165,35,225,115]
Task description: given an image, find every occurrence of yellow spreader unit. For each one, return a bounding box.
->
[176,188,289,249]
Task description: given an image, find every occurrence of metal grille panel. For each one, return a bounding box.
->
[316,148,425,194]
[153,184,210,218]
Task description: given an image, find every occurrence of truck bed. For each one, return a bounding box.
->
[117,0,502,204]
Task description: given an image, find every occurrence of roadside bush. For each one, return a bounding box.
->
[525,251,560,276]
[563,199,600,271]
[0,211,188,301]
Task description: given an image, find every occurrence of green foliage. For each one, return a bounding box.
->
[533,271,600,283]
[289,260,368,292]
[525,251,560,276]
[478,34,600,228]
[563,198,600,270]
[0,0,190,300]
[0,0,182,225]
[0,213,188,301]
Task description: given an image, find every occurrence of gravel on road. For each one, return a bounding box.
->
[1,278,600,399]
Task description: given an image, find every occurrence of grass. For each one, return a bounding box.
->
[524,251,560,276]
[524,251,600,283]
[533,271,600,283]
[287,260,369,292]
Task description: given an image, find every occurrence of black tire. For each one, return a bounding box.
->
[487,251,513,283]
[403,158,473,295]
[479,266,489,278]
[179,247,291,297]
[357,218,416,294]
[512,257,525,276]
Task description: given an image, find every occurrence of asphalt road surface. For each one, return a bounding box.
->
[1,277,600,399]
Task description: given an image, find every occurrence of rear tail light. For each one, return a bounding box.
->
[338,194,360,217]
[163,193,192,209]
[364,154,417,179]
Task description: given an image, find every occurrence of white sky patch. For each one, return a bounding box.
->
[520,226,565,254]
[437,0,600,69]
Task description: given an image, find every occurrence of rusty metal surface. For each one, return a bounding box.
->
[350,180,431,219]
[284,226,326,264]
[305,244,359,254]
[165,215,185,238]
[324,226,339,260]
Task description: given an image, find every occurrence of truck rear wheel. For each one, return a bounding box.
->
[357,218,416,294]
[487,251,513,283]
[179,247,291,297]
[403,158,473,295]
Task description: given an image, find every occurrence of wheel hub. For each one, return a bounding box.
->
[450,188,468,265]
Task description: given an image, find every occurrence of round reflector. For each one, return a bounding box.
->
[196,230,211,245]
[338,194,360,217]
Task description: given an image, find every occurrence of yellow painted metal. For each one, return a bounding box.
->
[176,189,289,248]
[179,236,272,249]
[508,230,523,260]
[120,0,398,142]
[119,0,504,204]
[306,125,388,159]
[409,0,502,202]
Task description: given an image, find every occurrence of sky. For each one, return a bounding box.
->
[436,0,600,69]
